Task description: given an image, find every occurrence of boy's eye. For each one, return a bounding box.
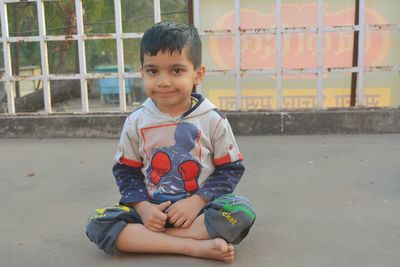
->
[173,69,184,74]
[146,69,157,74]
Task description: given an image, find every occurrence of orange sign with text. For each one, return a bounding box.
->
[209,4,390,71]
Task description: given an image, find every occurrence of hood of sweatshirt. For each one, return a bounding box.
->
[141,93,217,121]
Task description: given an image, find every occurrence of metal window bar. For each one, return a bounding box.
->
[114,0,126,112]
[193,0,202,94]
[75,0,89,112]
[234,0,242,110]
[275,0,283,110]
[154,0,161,23]
[357,0,366,107]
[317,0,324,109]
[36,0,51,113]
[0,0,399,114]
[0,0,14,114]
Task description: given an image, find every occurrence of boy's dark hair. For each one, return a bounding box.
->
[140,22,202,69]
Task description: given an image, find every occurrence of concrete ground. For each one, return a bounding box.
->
[0,135,399,267]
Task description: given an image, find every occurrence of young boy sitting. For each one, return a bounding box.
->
[86,21,256,263]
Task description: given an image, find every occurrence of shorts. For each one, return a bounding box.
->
[85,193,256,255]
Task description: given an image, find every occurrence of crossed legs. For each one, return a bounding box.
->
[116,214,234,263]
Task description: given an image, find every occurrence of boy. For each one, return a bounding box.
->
[86,22,255,263]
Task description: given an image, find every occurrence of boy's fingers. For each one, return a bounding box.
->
[182,219,192,228]
[148,222,165,231]
[174,217,186,227]
[157,201,171,211]
[168,213,179,224]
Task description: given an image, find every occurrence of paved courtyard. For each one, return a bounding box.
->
[1,134,399,267]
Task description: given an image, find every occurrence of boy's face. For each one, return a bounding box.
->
[141,47,205,116]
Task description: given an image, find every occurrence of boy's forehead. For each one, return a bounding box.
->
[142,48,194,67]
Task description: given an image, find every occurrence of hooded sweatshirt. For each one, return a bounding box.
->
[113,94,244,204]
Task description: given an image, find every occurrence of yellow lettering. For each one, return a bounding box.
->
[220,209,238,225]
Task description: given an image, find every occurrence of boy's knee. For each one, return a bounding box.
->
[203,194,256,244]
[85,205,139,255]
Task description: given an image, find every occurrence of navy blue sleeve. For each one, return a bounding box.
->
[195,160,244,202]
[112,163,149,205]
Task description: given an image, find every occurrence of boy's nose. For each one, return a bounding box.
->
[156,74,171,87]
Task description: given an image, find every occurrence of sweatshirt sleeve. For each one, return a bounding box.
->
[196,113,245,201]
[113,163,149,204]
[195,160,244,201]
[113,115,148,204]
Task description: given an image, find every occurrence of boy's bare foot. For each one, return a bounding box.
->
[187,238,235,263]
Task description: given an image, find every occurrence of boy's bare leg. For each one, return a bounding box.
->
[164,214,209,240]
[116,223,234,262]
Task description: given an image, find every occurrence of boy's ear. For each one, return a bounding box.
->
[194,65,206,85]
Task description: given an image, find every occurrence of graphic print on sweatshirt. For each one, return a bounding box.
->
[142,122,202,203]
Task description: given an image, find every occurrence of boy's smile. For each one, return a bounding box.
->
[141,48,205,116]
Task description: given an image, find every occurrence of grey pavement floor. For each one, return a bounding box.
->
[0,134,399,267]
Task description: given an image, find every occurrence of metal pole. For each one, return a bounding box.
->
[0,0,14,114]
[316,0,324,109]
[275,0,283,110]
[350,0,359,107]
[234,0,242,110]
[154,0,161,23]
[114,0,126,112]
[357,0,366,107]
[193,0,202,94]
[75,0,89,112]
[36,0,52,113]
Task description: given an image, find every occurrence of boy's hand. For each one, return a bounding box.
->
[166,195,207,228]
[133,201,171,232]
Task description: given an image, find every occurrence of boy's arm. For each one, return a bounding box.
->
[195,160,244,202]
[113,163,149,204]
[197,112,245,201]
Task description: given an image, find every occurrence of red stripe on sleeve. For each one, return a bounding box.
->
[120,156,143,168]
[213,153,244,166]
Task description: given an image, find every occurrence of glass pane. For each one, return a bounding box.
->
[366,0,400,25]
[0,82,6,114]
[282,33,317,68]
[85,39,117,72]
[7,3,38,37]
[130,78,146,105]
[323,32,354,68]
[322,72,353,108]
[202,75,236,111]
[242,74,276,110]
[282,75,317,110]
[241,34,275,70]
[161,0,188,24]
[199,0,234,31]
[364,72,399,108]
[123,39,142,72]
[202,35,236,71]
[365,30,399,67]
[0,46,4,69]
[48,41,78,74]
[13,81,43,113]
[281,0,318,27]
[51,80,81,113]
[324,0,356,27]
[121,0,154,33]
[10,42,41,75]
[88,78,124,112]
[45,0,76,36]
[83,0,115,34]
[240,0,275,29]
